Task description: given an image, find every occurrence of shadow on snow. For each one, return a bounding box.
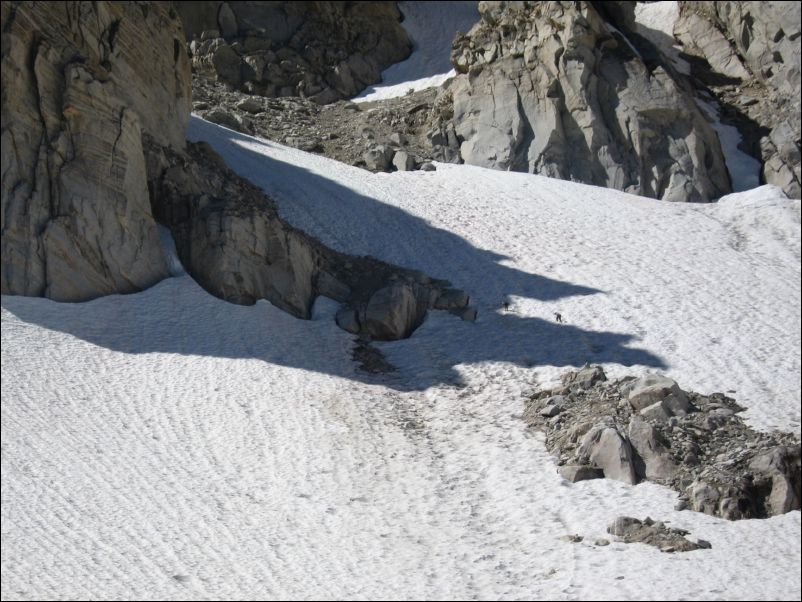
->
[2,118,666,391]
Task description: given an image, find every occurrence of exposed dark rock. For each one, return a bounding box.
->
[352,338,396,374]
[434,288,470,310]
[608,516,710,552]
[525,366,802,519]
[146,136,468,340]
[191,73,453,172]
[176,1,412,104]
[562,364,608,391]
[450,306,478,322]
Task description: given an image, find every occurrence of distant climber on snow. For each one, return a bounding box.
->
[554,312,563,323]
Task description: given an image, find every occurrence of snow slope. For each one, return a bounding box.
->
[2,117,800,601]
[354,1,479,102]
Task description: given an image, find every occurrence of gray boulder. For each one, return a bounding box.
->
[748,445,802,516]
[392,150,415,172]
[628,375,690,416]
[204,108,248,132]
[628,416,679,482]
[211,43,244,87]
[236,97,265,114]
[562,365,607,390]
[387,132,407,147]
[284,137,323,153]
[450,306,478,322]
[363,144,393,171]
[578,425,638,485]
[689,480,722,516]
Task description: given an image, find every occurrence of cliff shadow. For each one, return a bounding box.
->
[2,118,666,391]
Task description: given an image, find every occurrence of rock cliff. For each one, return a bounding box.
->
[1,1,191,300]
[673,1,800,198]
[446,1,731,202]
[1,0,464,341]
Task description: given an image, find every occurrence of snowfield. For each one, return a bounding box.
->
[3,4,802,600]
[2,116,800,600]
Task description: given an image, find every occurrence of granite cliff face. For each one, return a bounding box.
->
[0,0,463,340]
[446,1,731,202]
[1,1,191,300]
[673,1,801,198]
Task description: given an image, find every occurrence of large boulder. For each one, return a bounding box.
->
[561,365,607,390]
[748,445,802,517]
[446,1,730,201]
[1,1,191,300]
[578,424,638,485]
[628,416,679,482]
[628,374,690,416]
[363,144,393,172]
[362,282,434,341]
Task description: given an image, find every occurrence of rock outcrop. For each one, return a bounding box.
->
[525,366,802,520]
[673,2,801,198]
[1,1,469,342]
[607,516,711,553]
[176,1,411,103]
[445,1,731,201]
[146,136,468,340]
[1,1,191,300]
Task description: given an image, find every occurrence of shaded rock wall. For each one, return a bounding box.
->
[146,137,468,340]
[176,1,411,103]
[1,1,191,300]
[447,1,730,202]
[675,1,801,198]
